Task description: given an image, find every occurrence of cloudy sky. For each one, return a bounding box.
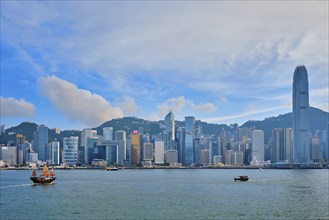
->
[1,1,328,130]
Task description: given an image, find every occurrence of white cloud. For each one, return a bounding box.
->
[116,95,138,115]
[38,75,124,127]
[0,97,35,117]
[156,96,216,119]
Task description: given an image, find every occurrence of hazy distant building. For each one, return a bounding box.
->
[63,136,79,166]
[184,116,195,165]
[103,127,113,141]
[293,65,310,163]
[310,136,322,161]
[0,145,17,166]
[81,129,97,163]
[154,140,165,164]
[33,125,48,161]
[252,130,264,164]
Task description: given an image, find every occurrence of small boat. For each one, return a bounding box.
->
[106,167,119,171]
[30,165,56,184]
[259,168,264,171]
[234,176,249,181]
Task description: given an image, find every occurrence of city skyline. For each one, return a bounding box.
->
[1,1,328,130]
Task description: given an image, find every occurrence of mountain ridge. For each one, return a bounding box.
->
[1,107,328,144]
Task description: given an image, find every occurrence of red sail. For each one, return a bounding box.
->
[31,170,37,177]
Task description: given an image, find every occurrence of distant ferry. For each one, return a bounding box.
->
[30,165,56,184]
[106,167,119,171]
[234,176,249,181]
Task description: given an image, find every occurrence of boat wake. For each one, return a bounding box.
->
[0,183,33,189]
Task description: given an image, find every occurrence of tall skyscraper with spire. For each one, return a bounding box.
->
[292,65,310,163]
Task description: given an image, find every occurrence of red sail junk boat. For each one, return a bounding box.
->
[30,165,56,184]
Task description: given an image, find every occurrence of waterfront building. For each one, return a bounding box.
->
[310,136,322,161]
[16,134,26,165]
[252,130,264,164]
[154,140,165,164]
[201,149,210,164]
[115,130,127,163]
[0,145,17,166]
[32,125,49,161]
[184,116,195,165]
[86,137,99,164]
[176,127,185,164]
[272,128,293,163]
[81,129,97,163]
[96,140,119,164]
[292,65,310,163]
[165,112,176,150]
[103,127,113,141]
[209,136,219,164]
[143,143,153,161]
[131,131,141,165]
[50,141,60,165]
[213,155,222,164]
[63,136,79,166]
[165,149,178,163]
[194,138,201,164]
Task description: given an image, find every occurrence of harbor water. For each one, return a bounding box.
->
[1,169,328,219]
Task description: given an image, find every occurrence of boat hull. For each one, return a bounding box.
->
[30,176,56,184]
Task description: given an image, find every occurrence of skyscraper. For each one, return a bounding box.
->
[115,130,127,164]
[184,116,195,165]
[33,125,48,161]
[251,130,264,164]
[293,65,310,163]
[131,130,141,165]
[165,112,176,150]
[81,129,97,163]
[63,136,79,166]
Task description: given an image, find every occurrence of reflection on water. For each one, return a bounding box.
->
[1,169,328,219]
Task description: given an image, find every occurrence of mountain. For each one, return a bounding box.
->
[1,107,328,145]
[241,107,329,141]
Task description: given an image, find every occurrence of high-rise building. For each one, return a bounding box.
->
[272,128,293,163]
[176,127,185,164]
[81,129,97,163]
[292,65,310,163]
[184,116,195,165]
[165,112,176,150]
[154,140,165,164]
[33,125,49,161]
[103,127,113,141]
[143,143,153,161]
[310,136,322,161]
[251,130,264,164]
[131,131,141,165]
[115,130,127,164]
[50,141,60,165]
[63,136,79,166]
[16,134,26,165]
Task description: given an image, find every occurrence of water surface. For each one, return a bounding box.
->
[1,169,328,219]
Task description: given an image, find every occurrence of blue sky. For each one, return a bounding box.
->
[1,1,328,130]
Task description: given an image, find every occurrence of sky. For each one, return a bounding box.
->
[1,1,328,130]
